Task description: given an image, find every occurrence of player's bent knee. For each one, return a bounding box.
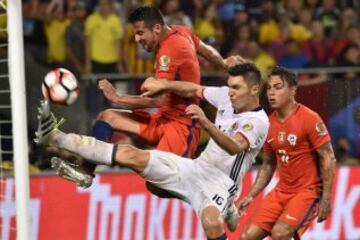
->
[96,109,117,123]
[240,224,267,240]
[271,224,294,240]
[201,207,224,238]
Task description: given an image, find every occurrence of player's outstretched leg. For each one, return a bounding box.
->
[201,206,227,240]
[34,100,94,188]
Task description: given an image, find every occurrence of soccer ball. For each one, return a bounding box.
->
[42,68,80,105]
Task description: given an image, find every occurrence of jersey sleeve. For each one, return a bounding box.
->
[154,41,181,79]
[203,86,229,108]
[235,117,269,149]
[189,29,200,50]
[305,111,331,149]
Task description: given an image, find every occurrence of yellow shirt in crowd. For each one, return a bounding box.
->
[195,19,216,40]
[45,19,71,63]
[85,13,122,64]
[248,52,275,76]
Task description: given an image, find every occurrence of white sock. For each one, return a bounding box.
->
[50,130,114,165]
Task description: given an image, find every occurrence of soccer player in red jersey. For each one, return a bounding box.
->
[238,67,336,240]
[60,6,241,189]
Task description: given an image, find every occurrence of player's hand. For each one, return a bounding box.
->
[98,79,118,103]
[224,55,247,68]
[140,77,167,97]
[315,198,331,222]
[185,104,208,125]
[237,195,253,216]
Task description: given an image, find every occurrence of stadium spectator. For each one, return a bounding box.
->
[336,44,360,80]
[161,0,193,28]
[315,0,341,37]
[44,1,70,67]
[65,0,87,75]
[258,0,280,45]
[229,24,253,58]
[194,3,222,45]
[333,25,360,59]
[279,39,309,69]
[84,0,124,74]
[247,41,275,75]
[302,20,334,66]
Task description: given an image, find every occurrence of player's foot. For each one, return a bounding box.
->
[225,204,239,232]
[51,157,93,188]
[34,100,65,145]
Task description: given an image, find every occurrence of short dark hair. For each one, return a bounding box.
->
[128,6,165,27]
[228,63,261,85]
[269,66,298,86]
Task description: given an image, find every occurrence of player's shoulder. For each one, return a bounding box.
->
[297,104,322,120]
[171,25,193,34]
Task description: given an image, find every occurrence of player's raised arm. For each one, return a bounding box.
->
[98,79,166,109]
[186,104,250,155]
[197,41,246,69]
[237,151,277,214]
[315,142,336,222]
[140,77,204,99]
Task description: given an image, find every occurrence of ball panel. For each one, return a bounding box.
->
[42,68,79,105]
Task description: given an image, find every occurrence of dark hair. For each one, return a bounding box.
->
[128,6,165,27]
[228,63,261,85]
[269,66,298,86]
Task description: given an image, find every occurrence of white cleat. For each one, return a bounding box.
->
[225,204,239,232]
[51,157,93,188]
[34,100,64,145]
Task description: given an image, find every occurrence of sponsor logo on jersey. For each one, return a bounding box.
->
[242,123,254,132]
[159,55,170,71]
[315,122,327,136]
[287,134,297,146]
[278,131,286,143]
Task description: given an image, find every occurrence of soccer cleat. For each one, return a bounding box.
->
[51,157,93,188]
[34,99,65,145]
[225,204,239,232]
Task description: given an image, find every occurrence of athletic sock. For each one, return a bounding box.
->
[83,120,114,170]
[91,120,113,142]
[51,130,114,165]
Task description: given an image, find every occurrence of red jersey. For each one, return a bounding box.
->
[263,104,331,192]
[154,25,200,126]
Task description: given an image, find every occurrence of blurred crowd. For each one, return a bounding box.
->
[16,0,360,76]
[1,0,360,172]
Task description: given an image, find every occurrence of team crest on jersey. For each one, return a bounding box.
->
[278,131,286,143]
[287,134,297,146]
[242,123,253,132]
[315,122,327,136]
[159,55,170,71]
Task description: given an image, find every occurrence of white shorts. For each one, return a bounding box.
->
[142,150,238,218]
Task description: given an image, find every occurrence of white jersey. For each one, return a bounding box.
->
[195,86,269,193]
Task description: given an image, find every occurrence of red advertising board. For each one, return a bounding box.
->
[1,166,360,240]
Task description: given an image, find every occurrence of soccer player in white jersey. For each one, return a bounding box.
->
[35,63,269,240]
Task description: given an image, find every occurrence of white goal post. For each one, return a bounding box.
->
[7,0,31,239]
